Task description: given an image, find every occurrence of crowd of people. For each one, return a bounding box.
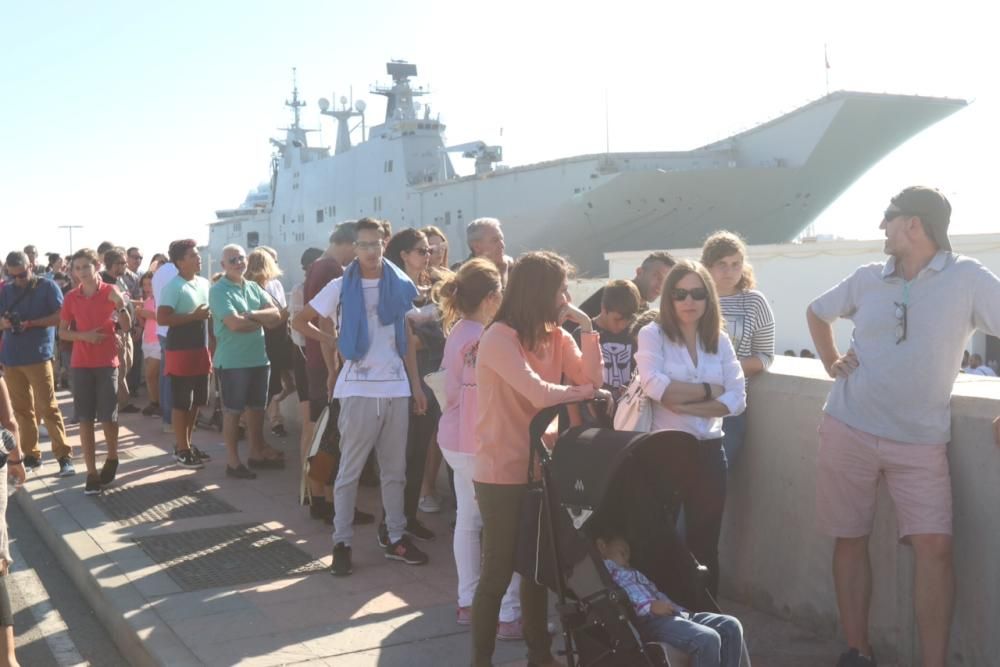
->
[0,185,996,667]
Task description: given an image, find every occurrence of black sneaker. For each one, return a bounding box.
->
[99,458,119,486]
[141,402,160,417]
[377,522,391,548]
[84,474,102,496]
[57,456,77,477]
[225,464,257,480]
[174,450,204,469]
[384,535,429,565]
[22,454,42,471]
[837,648,878,667]
[310,499,332,521]
[405,518,436,541]
[120,404,141,414]
[191,445,211,462]
[331,542,352,576]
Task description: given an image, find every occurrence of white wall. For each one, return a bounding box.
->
[606,233,1000,358]
[721,357,1000,666]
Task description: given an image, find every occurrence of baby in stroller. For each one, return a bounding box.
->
[595,531,744,667]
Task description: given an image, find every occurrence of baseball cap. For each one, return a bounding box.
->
[889,186,952,251]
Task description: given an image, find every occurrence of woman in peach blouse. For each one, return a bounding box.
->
[471,251,607,667]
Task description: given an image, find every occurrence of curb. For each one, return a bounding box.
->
[14,480,202,666]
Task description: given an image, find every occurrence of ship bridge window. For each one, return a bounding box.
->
[444,211,451,227]
[233,221,242,232]
[247,232,259,248]
[316,209,324,224]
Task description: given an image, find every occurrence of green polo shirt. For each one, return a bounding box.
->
[209,276,270,370]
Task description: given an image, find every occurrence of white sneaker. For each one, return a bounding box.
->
[162,422,174,434]
[418,495,441,513]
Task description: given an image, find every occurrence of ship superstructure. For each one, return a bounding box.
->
[207,61,966,282]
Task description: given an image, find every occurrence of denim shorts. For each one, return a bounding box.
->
[72,367,119,423]
[218,366,270,413]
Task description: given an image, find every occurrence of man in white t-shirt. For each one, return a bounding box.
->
[151,257,179,431]
[293,218,429,576]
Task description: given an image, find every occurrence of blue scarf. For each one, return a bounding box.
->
[338,259,417,362]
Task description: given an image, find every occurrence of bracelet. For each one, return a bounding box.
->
[702,382,712,400]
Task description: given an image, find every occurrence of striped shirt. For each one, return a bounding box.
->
[719,290,775,370]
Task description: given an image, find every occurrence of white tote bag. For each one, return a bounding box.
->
[613,372,653,432]
[613,327,666,432]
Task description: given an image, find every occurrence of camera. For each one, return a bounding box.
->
[3,312,24,334]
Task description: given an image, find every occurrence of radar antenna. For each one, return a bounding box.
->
[285,67,306,129]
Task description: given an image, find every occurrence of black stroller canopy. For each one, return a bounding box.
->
[550,428,701,520]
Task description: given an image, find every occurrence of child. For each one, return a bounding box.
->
[569,280,643,426]
[596,533,744,667]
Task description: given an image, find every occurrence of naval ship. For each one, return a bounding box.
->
[206,61,966,281]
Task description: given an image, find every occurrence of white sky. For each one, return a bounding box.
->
[2,0,994,264]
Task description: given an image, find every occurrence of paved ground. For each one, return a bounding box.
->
[12,389,851,666]
[7,501,127,666]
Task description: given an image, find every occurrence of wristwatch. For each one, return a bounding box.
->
[702,382,712,400]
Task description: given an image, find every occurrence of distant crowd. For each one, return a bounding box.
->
[0,185,997,667]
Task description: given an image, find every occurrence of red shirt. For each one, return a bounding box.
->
[303,256,344,367]
[61,282,119,369]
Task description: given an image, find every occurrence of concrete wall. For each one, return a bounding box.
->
[721,356,1000,666]
[605,233,1000,360]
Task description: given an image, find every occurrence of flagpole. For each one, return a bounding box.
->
[825,43,830,95]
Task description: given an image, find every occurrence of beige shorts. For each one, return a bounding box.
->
[816,413,952,539]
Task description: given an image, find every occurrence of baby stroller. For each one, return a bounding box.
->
[515,402,720,667]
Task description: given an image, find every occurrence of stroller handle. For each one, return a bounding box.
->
[528,398,610,464]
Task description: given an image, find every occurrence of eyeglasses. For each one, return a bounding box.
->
[354,241,383,253]
[7,271,28,281]
[227,255,246,265]
[894,301,907,344]
[671,287,708,301]
[410,247,431,257]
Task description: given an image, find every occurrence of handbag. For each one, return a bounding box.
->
[613,327,666,432]
[423,368,446,408]
[613,372,653,432]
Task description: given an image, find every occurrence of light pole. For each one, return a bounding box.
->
[58,225,84,254]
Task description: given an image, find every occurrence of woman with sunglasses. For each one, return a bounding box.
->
[634,259,746,597]
[384,229,441,542]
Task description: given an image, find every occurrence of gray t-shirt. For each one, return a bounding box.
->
[810,251,1000,445]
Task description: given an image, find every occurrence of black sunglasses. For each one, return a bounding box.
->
[410,247,431,257]
[671,287,709,301]
[894,301,907,344]
[883,208,913,223]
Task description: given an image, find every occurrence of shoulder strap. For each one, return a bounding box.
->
[4,279,38,313]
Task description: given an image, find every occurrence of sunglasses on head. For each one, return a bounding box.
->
[671,287,708,301]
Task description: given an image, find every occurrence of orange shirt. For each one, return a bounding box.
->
[474,323,602,485]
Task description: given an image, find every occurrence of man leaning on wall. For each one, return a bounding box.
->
[806,186,1000,667]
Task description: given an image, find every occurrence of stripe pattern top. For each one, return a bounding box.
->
[719,289,775,372]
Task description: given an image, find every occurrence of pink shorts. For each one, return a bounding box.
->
[816,413,952,539]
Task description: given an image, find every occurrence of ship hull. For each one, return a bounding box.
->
[207,89,965,282]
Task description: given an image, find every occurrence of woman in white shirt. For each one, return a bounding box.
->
[634,259,746,597]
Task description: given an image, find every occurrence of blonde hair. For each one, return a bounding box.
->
[434,258,501,333]
[421,225,449,267]
[701,230,756,291]
[245,248,282,286]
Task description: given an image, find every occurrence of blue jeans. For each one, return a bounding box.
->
[637,611,743,667]
[158,335,172,424]
[721,411,748,468]
[218,366,270,413]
